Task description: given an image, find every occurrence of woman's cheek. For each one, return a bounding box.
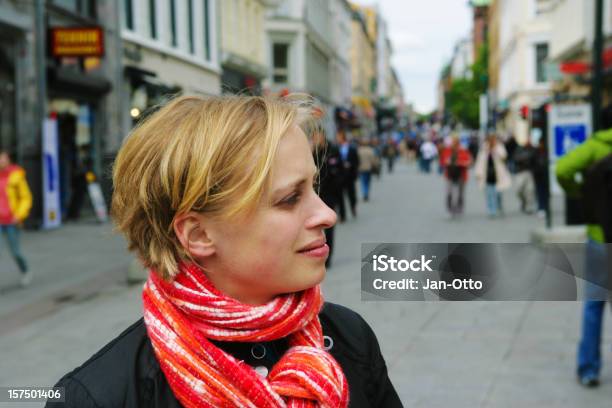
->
[264,215,299,246]
[242,248,284,282]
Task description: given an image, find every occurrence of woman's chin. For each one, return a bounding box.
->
[288,266,327,293]
[309,265,327,287]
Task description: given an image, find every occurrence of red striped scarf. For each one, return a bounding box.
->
[142,262,349,408]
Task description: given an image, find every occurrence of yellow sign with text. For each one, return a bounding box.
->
[50,27,104,57]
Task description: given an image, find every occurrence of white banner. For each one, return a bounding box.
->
[87,181,108,223]
[42,118,62,228]
[479,94,488,129]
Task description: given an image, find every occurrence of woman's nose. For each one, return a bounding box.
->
[308,195,337,229]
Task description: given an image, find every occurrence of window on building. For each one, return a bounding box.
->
[203,0,211,61]
[169,0,177,46]
[124,0,134,30]
[273,43,289,83]
[83,0,96,19]
[534,0,552,16]
[149,0,157,39]
[188,0,195,54]
[535,43,549,83]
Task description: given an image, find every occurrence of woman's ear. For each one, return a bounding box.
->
[173,212,216,259]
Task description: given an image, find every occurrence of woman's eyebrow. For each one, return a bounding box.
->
[273,167,318,196]
[273,179,307,197]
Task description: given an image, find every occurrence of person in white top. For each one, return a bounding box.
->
[419,138,438,173]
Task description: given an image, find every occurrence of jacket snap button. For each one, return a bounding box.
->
[323,335,333,351]
[254,366,269,378]
[251,344,266,360]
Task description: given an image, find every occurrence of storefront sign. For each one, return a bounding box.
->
[42,118,62,229]
[50,27,104,58]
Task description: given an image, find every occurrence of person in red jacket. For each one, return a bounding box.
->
[440,135,472,217]
[0,149,33,286]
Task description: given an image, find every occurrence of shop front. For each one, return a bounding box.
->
[221,67,263,95]
[44,26,112,223]
[220,54,267,96]
[0,4,29,162]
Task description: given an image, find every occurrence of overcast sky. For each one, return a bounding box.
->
[357,1,472,114]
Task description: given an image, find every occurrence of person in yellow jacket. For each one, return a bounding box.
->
[0,149,32,286]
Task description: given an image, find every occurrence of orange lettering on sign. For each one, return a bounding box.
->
[52,28,103,57]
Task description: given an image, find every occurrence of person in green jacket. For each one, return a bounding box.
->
[556,124,612,387]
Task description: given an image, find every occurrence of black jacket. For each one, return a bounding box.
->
[512,145,536,173]
[339,143,360,183]
[314,142,343,208]
[47,303,402,408]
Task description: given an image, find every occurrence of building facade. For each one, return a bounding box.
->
[451,38,474,80]
[220,0,270,95]
[497,0,553,143]
[349,3,376,135]
[488,0,501,116]
[264,0,341,136]
[329,0,353,108]
[0,0,33,166]
[549,0,612,107]
[121,0,220,128]
[471,0,491,60]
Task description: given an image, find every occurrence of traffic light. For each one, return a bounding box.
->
[520,105,530,120]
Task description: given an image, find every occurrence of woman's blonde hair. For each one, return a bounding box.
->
[112,94,320,280]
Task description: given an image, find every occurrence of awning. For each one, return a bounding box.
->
[559,47,612,75]
[124,66,181,95]
[48,66,112,96]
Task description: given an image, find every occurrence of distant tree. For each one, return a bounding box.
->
[417,112,434,124]
[439,62,451,81]
[446,42,488,129]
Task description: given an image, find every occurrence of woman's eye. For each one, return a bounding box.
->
[281,193,300,206]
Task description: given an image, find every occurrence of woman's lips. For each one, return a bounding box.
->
[298,243,330,258]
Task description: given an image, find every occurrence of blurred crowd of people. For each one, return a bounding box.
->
[312,117,612,391]
[315,123,553,227]
[404,127,551,220]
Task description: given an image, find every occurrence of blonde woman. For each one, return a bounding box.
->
[474,134,511,217]
[47,95,401,408]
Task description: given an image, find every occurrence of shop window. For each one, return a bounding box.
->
[273,43,289,84]
[535,43,549,83]
[533,0,552,16]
